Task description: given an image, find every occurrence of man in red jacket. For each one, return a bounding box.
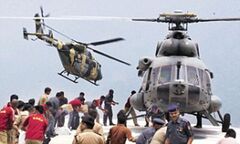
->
[23,105,48,144]
[0,102,16,144]
[0,95,18,144]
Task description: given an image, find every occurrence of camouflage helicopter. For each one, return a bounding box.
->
[23,11,130,85]
[130,11,240,132]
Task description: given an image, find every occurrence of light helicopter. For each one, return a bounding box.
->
[129,11,240,132]
[23,10,130,86]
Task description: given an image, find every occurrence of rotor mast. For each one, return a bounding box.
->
[132,10,240,31]
[158,12,197,31]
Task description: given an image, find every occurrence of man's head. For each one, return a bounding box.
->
[28,98,35,106]
[152,118,165,130]
[91,100,97,108]
[168,104,180,122]
[88,109,98,120]
[23,103,34,112]
[109,89,114,95]
[44,87,51,95]
[35,105,44,114]
[79,92,85,97]
[56,91,64,99]
[225,128,236,138]
[17,100,25,110]
[100,95,105,101]
[59,91,64,97]
[81,114,95,130]
[117,109,127,124]
[10,94,18,102]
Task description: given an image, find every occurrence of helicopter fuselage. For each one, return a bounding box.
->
[131,31,222,114]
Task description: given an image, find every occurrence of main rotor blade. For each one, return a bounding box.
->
[197,18,240,22]
[132,18,158,22]
[86,46,131,66]
[43,23,130,66]
[88,38,124,46]
[0,16,131,21]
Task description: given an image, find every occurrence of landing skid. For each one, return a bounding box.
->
[58,70,79,83]
[58,70,99,86]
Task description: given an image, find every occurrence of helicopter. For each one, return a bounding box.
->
[23,11,130,86]
[129,11,240,132]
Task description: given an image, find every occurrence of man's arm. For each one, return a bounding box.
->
[185,121,193,144]
[164,138,170,144]
[187,137,193,144]
[126,128,136,142]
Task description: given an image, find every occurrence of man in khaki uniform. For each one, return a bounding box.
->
[75,109,104,141]
[73,115,104,144]
[150,125,167,144]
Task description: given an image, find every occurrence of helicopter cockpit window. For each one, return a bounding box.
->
[198,69,204,89]
[187,66,199,85]
[159,65,172,84]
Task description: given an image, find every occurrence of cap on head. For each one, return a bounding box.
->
[152,118,165,125]
[168,104,179,112]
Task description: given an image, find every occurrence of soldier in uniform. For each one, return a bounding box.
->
[164,104,193,144]
[103,89,119,126]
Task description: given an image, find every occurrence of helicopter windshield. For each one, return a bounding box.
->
[187,66,199,85]
[158,65,172,84]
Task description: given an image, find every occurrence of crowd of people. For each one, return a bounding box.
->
[0,87,238,144]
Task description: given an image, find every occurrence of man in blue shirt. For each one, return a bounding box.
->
[165,104,193,144]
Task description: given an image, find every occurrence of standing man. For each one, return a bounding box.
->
[84,96,105,123]
[124,90,139,126]
[73,114,104,144]
[165,104,193,144]
[104,89,118,126]
[23,105,48,144]
[46,92,64,137]
[0,95,18,144]
[106,110,136,144]
[38,87,51,105]
[56,91,68,127]
[94,96,106,123]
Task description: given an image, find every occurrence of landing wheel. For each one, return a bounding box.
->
[222,113,230,132]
